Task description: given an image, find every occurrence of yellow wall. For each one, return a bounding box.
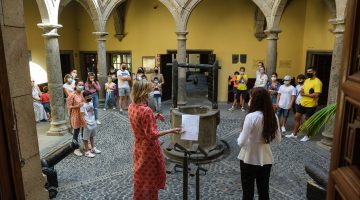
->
[24,0,334,101]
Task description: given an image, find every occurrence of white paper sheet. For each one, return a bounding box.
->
[180,114,200,141]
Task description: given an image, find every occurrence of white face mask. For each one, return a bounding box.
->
[284,80,291,85]
[67,78,73,83]
[271,77,277,81]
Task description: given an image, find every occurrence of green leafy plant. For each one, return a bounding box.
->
[299,103,337,137]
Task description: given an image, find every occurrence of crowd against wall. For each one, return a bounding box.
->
[228,61,323,142]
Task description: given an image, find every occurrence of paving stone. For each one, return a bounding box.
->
[54,100,329,200]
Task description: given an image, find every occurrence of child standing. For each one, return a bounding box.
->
[152,77,162,113]
[276,75,296,133]
[40,86,51,121]
[104,75,118,110]
[236,67,248,111]
[228,71,240,111]
[81,91,101,158]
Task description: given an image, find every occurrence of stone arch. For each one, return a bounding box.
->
[335,0,348,19]
[35,0,61,24]
[102,0,126,29]
[251,0,272,26]
[323,0,337,18]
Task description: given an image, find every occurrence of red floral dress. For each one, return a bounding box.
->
[67,92,86,129]
[128,103,166,200]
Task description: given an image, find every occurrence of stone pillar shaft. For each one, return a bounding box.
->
[38,23,68,136]
[93,32,108,102]
[318,18,345,150]
[265,29,281,76]
[176,31,188,105]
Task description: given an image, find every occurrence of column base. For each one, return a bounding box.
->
[177,101,187,106]
[317,131,333,151]
[47,120,69,136]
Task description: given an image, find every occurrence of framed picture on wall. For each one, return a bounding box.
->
[142,56,156,73]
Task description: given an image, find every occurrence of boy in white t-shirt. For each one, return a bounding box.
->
[81,91,101,158]
[276,75,296,133]
[117,63,132,112]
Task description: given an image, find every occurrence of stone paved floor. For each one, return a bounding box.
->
[54,99,330,200]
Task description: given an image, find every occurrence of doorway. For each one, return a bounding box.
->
[60,50,74,79]
[162,50,216,101]
[79,52,97,80]
[306,51,332,106]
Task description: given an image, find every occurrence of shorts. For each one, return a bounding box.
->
[232,88,239,96]
[236,90,248,101]
[119,87,130,96]
[270,95,277,105]
[296,104,317,117]
[83,126,96,141]
[277,108,291,119]
[42,103,51,113]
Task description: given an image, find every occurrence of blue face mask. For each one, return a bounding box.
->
[77,86,84,91]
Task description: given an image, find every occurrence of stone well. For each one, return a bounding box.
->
[162,105,227,163]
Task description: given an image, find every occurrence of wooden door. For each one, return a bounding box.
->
[79,52,97,80]
[327,0,360,199]
[160,54,173,101]
[60,51,74,79]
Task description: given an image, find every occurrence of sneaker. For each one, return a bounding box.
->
[119,108,123,113]
[112,107,116,110]
[96,120,101,125]
[285,133,298,139]
[300,136,310,142]
[73,149,82,156]
[84,151,95,158]
[241,107,246,112]
[91,147,101,154]
[281,126,286,132]
[103,108,106,111]
[228,106,235,111]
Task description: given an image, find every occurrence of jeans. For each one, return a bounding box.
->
[104,91,117,109]
[153,96,161,112]
[240,160,272,200]
[92,92,99,120]
[73,128,80,143]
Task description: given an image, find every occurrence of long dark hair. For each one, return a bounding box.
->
[248,87,278,143]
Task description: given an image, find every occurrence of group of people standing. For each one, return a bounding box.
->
[234,62,323,200]
[229,62,323,142]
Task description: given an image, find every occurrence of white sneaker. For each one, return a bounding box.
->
[285,133,297,139]
[300,136,310,142]
[96,120,101,125]
[73,149,82,156]
[241,107,246,112]
[281,126,286,132]
[84,151,95,158]
[103,108,106,111]
[91,147,101,154]
[112,107,116,110]
[119,108,123,112]
[228,106,235,111]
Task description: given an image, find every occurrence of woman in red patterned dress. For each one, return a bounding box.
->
[128,80,181,200]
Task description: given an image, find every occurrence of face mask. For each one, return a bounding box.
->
[86,98,92,102]
[284,80,291,85]
[77,86,84,91]
[71,73,77,78]
[271,77,277,81]
[298,80,304,84]
[122,67,126,70]
[154,80,159,84]
[67,78,73,83]
[307,73,314,78]
[239,72,244,75]
[260,70,265,73]
[108,79,112,82]
[154,70,159,73]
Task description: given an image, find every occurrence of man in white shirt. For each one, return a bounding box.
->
[117,63,132,112]
[276,75,296,132]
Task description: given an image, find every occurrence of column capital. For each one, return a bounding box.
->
[265,29,281,40]
[37,23,63,38]
[93,32,109,41]
[175,31,188,40]
[329,18,345,34]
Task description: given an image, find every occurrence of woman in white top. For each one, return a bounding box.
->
[31,80,48,122]
[254,66,268,88]
[237,87,281,200]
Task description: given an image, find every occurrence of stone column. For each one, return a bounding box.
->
[38,23,68,136]
[93,32,108,102]
[318,18,345,150]
[176,31,188,105]
[265,29,281,76]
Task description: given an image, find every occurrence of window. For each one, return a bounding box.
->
[108,52,132,72]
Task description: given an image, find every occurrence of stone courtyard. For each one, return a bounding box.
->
[50,99,330,200]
